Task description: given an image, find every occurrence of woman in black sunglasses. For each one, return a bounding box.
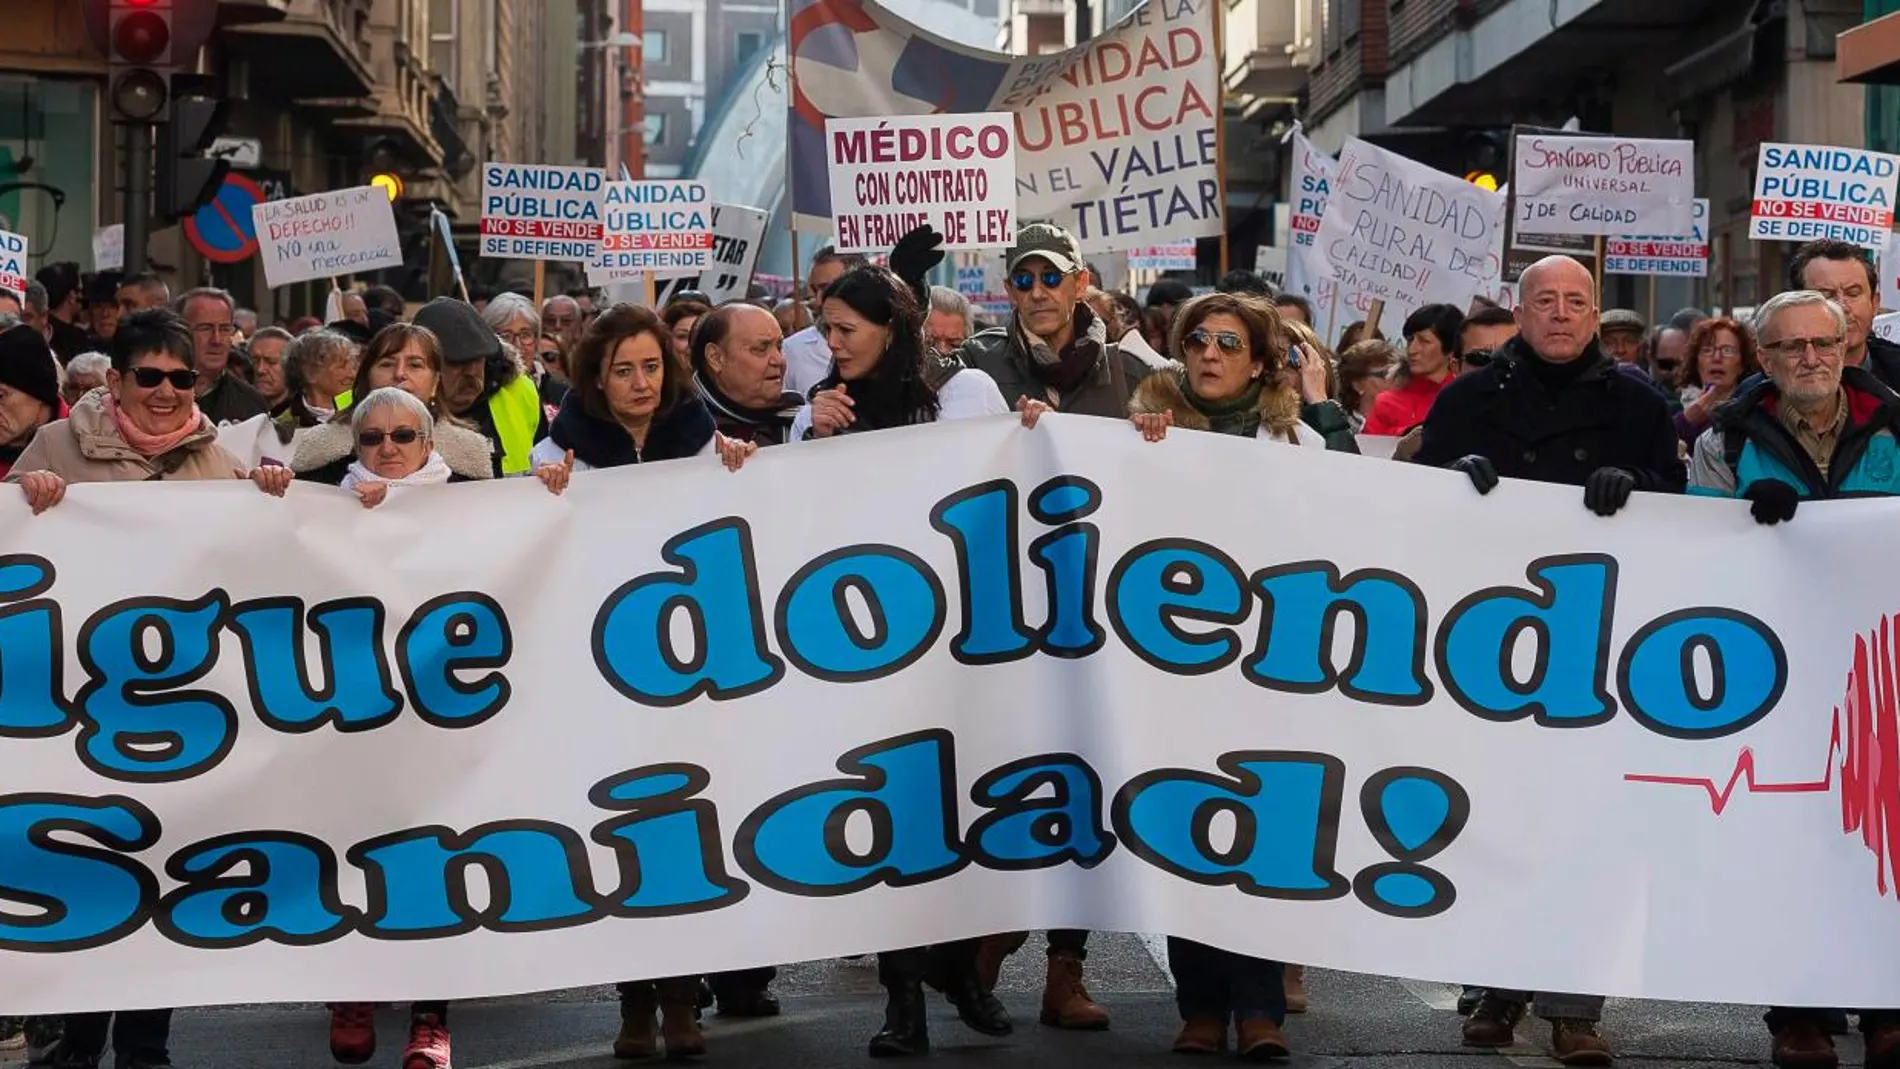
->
[7,308,294,516]
[339,386,572,510]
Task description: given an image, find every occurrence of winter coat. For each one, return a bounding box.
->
[955,306,1159,417]
[529,390,717,472]
[1128,369,1327,448]
[290,417,496,486]
[1688,364,1900,499]
[3,391,243,485]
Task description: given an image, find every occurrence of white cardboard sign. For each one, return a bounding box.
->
[252,187,404,289]
[825,114,1016,254]
[1513,134,1695,237]
[1751,143,1900,250]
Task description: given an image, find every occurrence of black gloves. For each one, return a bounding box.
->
[889,225,945,307]
[1583,467,1636,517]
[1742,480,1800,525]
[1449,455,1499,495]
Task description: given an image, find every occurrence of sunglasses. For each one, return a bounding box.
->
[1184,328,1245,354]
[1010,270,1066,292]
[358,428,424,449]
[1462,348,1495,368]
[1653,359,1680,372]
[128,367,199,390]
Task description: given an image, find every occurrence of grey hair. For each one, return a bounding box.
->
[249,326,294,348]
[543,294,579,314]
[284,329,356,391]
[67,351,111,380]
[351,386,435,441]
[174,286,236,317]
[928,286,973,332]
[1752,289,1848,341]
[482,292,538,331]
[23,281,46,314]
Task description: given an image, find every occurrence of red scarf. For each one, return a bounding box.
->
[102,392,206,457]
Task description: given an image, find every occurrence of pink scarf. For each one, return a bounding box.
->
[101,392,206,457]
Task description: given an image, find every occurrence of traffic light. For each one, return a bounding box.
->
[107,0,174,122]
[155,75,229,221]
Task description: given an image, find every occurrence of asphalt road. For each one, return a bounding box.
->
[1,933,1821,1068]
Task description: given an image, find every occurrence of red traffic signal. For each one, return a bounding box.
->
[113,10,171,64]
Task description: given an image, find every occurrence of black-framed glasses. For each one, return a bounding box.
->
[1184,328,1245,355]
[1462,348,1495,368]
[358,428,424,448]
[1010,270,1065,293]
[128,367,198,390]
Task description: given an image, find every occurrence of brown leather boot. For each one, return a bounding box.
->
[1040,950,1110,1030]
[1865,1018,1900,1069]
[1282,965,1308,1014]
[1548,1017,1611,1067]
[658,980,706,1060]
[1236,1019,1291,1061]
[1461,994,1525,1048]
[1770,1016,1838,1068]
[613,985,658,1060]
[975,932,1028,993]
[1171,1017,1226,1053]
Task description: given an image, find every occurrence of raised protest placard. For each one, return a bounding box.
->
[648,203,773,307]
[824,114,1016,254]
[1606,198,1710,278]
[92,224,124,273]
[1128,243,1197,271]
[1875,309,1900,343]
[1315,138,1505,321]
[1283,132,1376,343]
[480,163,607,262]
[590,180,713,285]
[0,229,24,298]
[7,415,1900,1013]
[954,259,1011,319]
[789,0,1219,254]
[252,186,405,289]
[1751,143,1900,250]
[1512,133,1694,237]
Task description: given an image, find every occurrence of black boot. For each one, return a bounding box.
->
[868,982,929,1058]
[930,943,1012,1037]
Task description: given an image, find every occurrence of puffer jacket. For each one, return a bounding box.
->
[1688,364,1900,499]
[3,390,243,485]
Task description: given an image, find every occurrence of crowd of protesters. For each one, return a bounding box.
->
[0,230,1890,1069]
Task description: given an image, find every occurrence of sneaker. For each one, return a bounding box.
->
[402,1014,451,1069]
[329,1003,377,1064]
[1549,1017,1612,1067]
[1461,995,1525,1048]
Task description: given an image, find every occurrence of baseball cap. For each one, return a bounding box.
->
[1006,223,1084,275]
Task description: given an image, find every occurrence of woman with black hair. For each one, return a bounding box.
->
[786,265,1009,1058]
[792,265,1007,441]
[1363,302,1463,436]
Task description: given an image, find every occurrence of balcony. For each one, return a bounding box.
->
[1222,0,1313,103]
[224,0,375,100]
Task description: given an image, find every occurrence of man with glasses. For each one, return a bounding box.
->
[1458,302,1517,371]
[542,293,583,351]
[1787,239,1900,390]
[175,287,270,425]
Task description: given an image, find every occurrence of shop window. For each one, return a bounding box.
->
[0,79,98,272]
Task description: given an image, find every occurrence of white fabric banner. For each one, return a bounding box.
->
[3,416,1899,1013]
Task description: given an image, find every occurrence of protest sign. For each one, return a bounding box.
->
[824,114,1016,254]
[590,180,713,285]
[1875,310,1900,344]
[252,187,404,289]
[1128,243,1197,271]
[1884,232,1900,311]
[1315,138,1505,321]
[1606,198,1710,277]
[1253,245,1286,291]
[480,163,607,261]
[648,203,773,307]
[1751,143,1900,250]
[1512,134,1694,237]
[7,416,1900,1013]
[92,225,124,272]
[954,259,1011,319]
[0,229,24,298]
[1283,132,1374,343]
[790,0,1219,253]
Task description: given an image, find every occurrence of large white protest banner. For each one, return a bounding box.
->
[591,180,714,285]
[0,229,25,298]
[480,163,607,262]
[1606,198,1710,278]
[1512,134,1694,237]
[253,187,405,289]
[1751,143,1900,250]
[825,114,1016,254]
[789,0,1219,253]
[6,415,1900,1013]
[1315,138,1505,321]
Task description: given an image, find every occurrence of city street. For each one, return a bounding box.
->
[3,933,1811,1068]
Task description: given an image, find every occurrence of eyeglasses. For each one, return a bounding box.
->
[191,322,238,339]
[499,329,537,349]
[128,367,199,390]
[1462,348,1496,368]
[1760,336,1844,358]
[1697,344,1741,358]
[1010,270,1066,293]
[358,427,424,448]
[1183,328,1245,355]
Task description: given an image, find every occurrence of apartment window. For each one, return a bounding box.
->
[735,31,765,69]
[644,113,666,147]
[643,29,667,64]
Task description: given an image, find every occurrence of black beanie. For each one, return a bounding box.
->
[0,324,61,412]
[412,297,502,365]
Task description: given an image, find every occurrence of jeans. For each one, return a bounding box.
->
[58,1010,171,1065]
[1767,1006,1894,1032]
[1485,990,1604,1021]
[1168,938,1286,1025]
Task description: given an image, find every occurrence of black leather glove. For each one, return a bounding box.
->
[888,225,945,307]
[1449,455,1499,495]
[1742,480,1800,525]
[1583,467,1636,516]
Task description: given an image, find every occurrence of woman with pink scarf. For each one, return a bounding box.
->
[6,308,292,515]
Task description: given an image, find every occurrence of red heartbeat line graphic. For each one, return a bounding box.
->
[1625,615,1900,898]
